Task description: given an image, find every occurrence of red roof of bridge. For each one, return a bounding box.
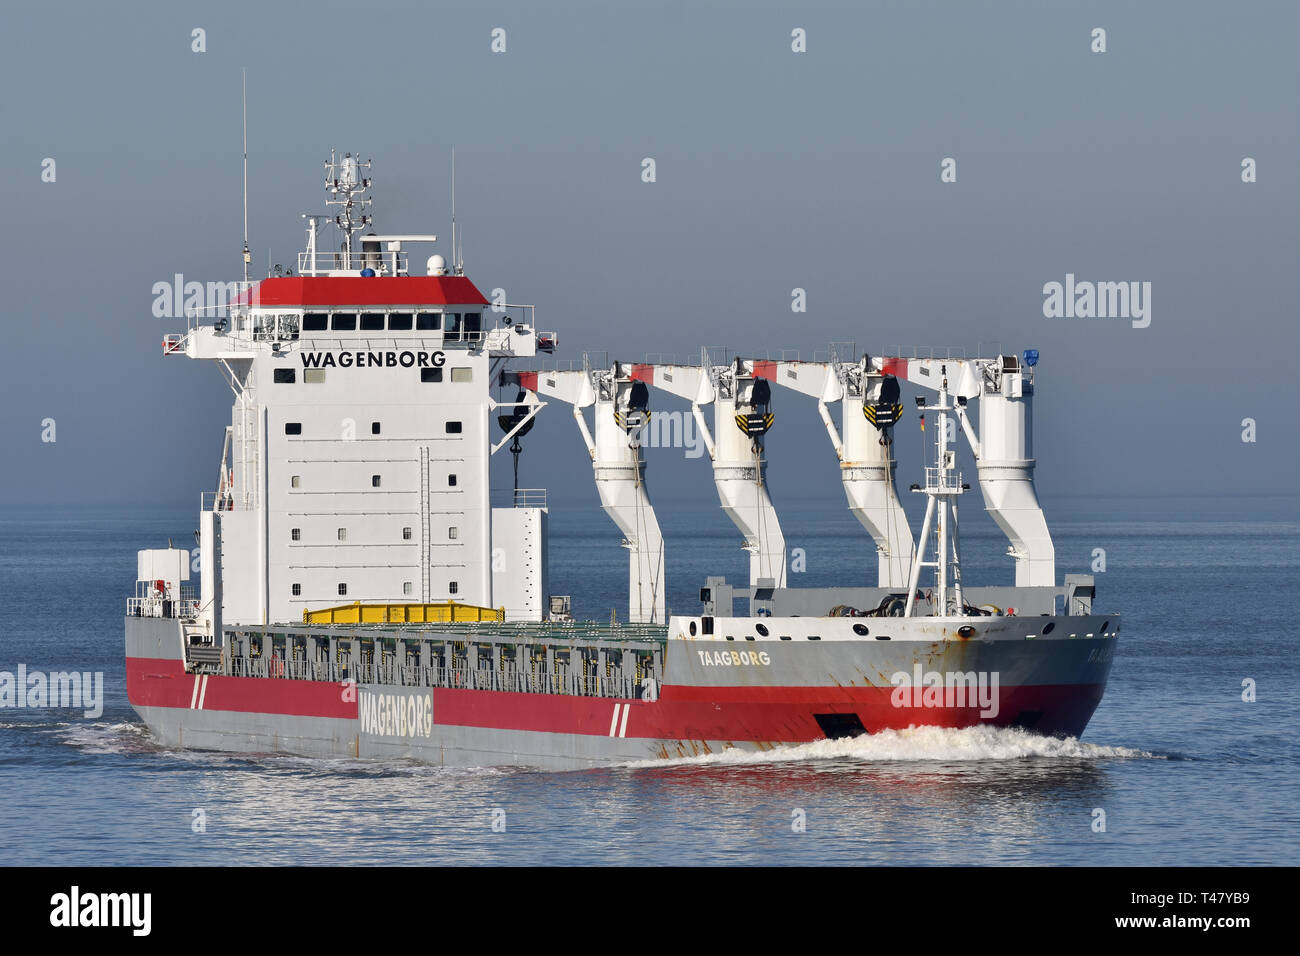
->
[234,276,490,308]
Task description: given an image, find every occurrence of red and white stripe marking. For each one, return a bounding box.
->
[608,702,631,737]
[189,674,210,710]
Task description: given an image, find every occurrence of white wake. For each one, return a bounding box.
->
[624,725,1157,769]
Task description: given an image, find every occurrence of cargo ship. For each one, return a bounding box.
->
[125,151,1119,770]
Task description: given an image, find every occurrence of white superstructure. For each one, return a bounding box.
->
[165,154,555,631]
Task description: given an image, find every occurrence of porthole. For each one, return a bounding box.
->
[689,621,697,636]
[1042,622,1056,634]
[852,623,869,637]
[755,623,769,637]
[957,625,977,639]
[1100,620,1110,633]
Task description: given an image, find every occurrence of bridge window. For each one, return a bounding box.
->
[416,312,441,331]
[421,368,443,383]
[331,313,357,331]
[285,422,302,435]
[273,368,296,383]
[302,313,328,332]
[388,313,413,331]
[360,313,385,331]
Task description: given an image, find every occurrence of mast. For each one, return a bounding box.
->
[241,70,250,285]
[904,364,968,617]
[323,150,373,268]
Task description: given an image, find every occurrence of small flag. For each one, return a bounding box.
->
[919,414,925,432]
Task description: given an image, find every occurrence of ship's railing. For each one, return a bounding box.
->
[200,491,243,513]
[126,585,199,619]
[925,463,967,494]
[491,488,547,509]
[226,655,653,700]
[296,251,410,275]
[923,465,965,494]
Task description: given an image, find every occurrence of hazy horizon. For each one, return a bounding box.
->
[3,1,1296,511]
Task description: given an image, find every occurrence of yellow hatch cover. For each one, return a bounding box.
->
[302,601,505,625]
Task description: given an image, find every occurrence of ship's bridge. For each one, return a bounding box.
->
[165,275,554,361]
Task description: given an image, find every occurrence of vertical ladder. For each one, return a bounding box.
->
[420,446,431,602]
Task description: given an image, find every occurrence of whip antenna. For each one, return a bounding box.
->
[241,69,250,285]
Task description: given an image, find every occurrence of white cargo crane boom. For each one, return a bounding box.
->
[874,352,1055,587]
[631,353,787,588]
[512,362,666,623]
[770,355,914,588]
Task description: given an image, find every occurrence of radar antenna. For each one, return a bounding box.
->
[323,150,373,268]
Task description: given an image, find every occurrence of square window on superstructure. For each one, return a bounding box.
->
[416,312,441,331]
[388,313,413,331]
[291,476,301,488]
[337,528,347,541]
[302,313,328,332]
[273,368,296,383]
[291,528,301,541]
[285,423,302,435]
[338,583,347,596]
[402,527,412,540]
[403,582,413,596]
[360,313,385,331]
[451,367,472,383]
[304,369,326,384]
[292,583,301,596]
[421,368,443,383]
[448,474,457,486]
[371,421,381,434]
[446,421,462,434]
[448,527,458,540]
[331,313,357,331]
[371,475,381,488]
[448,581,459,595]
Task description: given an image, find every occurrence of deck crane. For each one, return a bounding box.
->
[628,351,786,589]
[873,352,1054,587]
[766,351,914,588]
[510,360,666,623]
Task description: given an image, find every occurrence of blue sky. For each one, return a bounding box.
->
[1,0,1296,510]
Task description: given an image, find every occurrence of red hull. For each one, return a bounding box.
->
[129,656,1105,744]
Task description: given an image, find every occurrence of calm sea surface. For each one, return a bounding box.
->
[1,495,1297,865]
